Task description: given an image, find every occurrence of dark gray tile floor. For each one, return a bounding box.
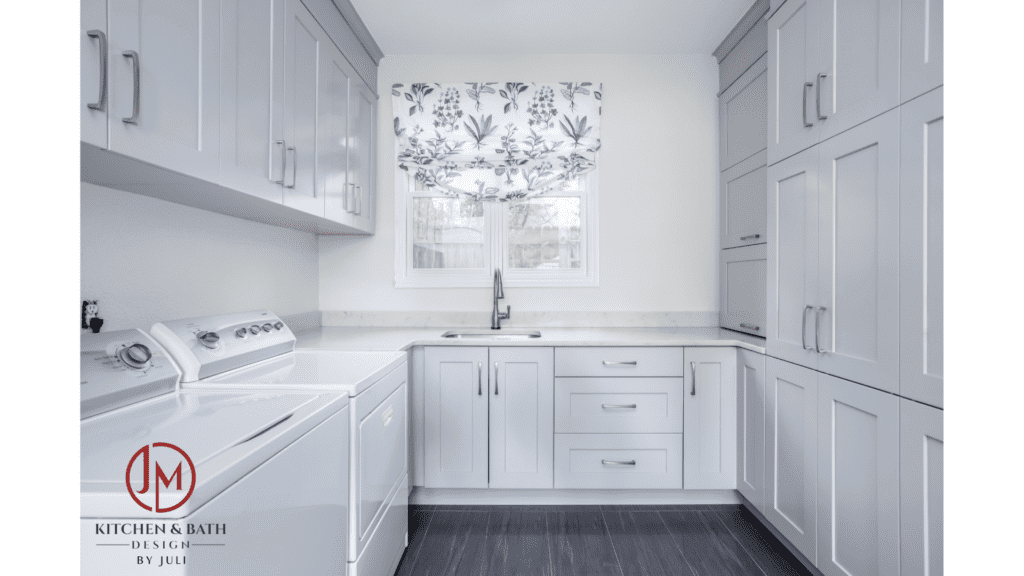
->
[395,504,814,576]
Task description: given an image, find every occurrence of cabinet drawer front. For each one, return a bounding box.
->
[555,347,684,377]
[554,434,682,489]
[555,378,683,433]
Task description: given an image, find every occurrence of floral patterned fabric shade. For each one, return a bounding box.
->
[392,82,601,202]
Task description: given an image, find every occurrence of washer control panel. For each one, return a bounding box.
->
[150,310,296,383]
[81,329,181,419]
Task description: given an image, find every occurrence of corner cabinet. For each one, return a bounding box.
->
[81,0,379,236]
[736,349,766,510]
[422,347,553,489]
[683,347,737,490]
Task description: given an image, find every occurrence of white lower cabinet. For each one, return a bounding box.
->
[736,349,766,511]
[423,347,489,488]
[554,434,683,489]
[817,373,900,576]
[765,357,818,564]
[683,347,737,489]
[900,399,943,576]
[489,347,554,489]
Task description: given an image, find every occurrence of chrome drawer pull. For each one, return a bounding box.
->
[815,306,827,353]
[816,73,828,120]
[602,460,636,466]
[740,234,761,241]
[273,140,286,184]
[494,361,498,395]
[690,361,696,396]
[802,305,814,350]
[477,362,482,396]
[803,82,814,127]
[601,404,637,409]
[122,50,140,124]
[602,360,637,365]
[740,323,760,331]
[86,30,107,111]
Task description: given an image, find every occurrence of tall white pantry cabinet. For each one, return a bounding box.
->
[757,0,944,574]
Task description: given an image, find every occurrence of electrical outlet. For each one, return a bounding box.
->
[82,299,104,333]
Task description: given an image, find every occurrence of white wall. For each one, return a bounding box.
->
[81,182,319,331]
[320,53,720,315]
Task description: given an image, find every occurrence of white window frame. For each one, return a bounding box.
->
[394,168,599,288]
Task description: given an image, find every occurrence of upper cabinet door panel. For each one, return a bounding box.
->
[816,109,900,393]
[282,0,324,217]
[720,54,768,171]
[902,0,944,103]
[767,146,819,370]
[768,0,819,165]
[81,0,107,149]
[720,244,767,336]
[320,42,354,226]
[721,151,768,250]
[218,0,285,204]
[349,81,377,233]
[107,0,220,182]
[817,0,901,141]
[901,88,944,408]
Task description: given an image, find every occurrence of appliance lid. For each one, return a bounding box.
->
[81,388,347,519]
[195,350,406,396]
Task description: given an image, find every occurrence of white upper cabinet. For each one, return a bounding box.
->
[346,81,377,234]
[720,151,768,249]
[900,88,944,408]
[767,145,820,371]
[720,54,768,171]
[902,0,944,103]
[81,0,108,149]
[765,357,818,564]
[736,349,766,512]
[321,42,354,227]
[107,0,220,182]
[489,348,554,489]
[720,244,767,336]
[816,109,900,394]
[767,0,820,165]
[816,0,901,141]
[816,373,900,576]
[900,399,944,576]
[423,347,490,488]
[683,347,737,490]
[282,0,325,217]
[218,0,285,204]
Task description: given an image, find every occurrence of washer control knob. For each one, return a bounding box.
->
[273,321,284,330]
[261,323,273,332]
[197,331,220,349]
[235,327,248,338]
[249,325,261,335]
[119,343,152,369]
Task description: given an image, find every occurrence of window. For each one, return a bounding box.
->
[395,169,598,287]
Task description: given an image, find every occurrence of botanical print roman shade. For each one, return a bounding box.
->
[392,82,601,202]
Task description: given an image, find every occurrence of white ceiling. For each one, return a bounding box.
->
[349,0,756,56]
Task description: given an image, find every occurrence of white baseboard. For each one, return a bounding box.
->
[410,487,740,506]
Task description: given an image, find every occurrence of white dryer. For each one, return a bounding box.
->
[80,328,350,576]
[151,311,409,576]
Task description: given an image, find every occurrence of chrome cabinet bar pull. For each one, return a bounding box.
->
[602,360,637,366]
[690,361,696,396]
[602,460,636,466]
[815,306,827,353]
[816,73,828,120]
[478,362,482,395]
[802,305,814,350]
[122,50,140,124]
[494,361,498,395]
[273,140,286,184]
[740,234,761,241]
[345,183,354,212]
[355,185,362,215]
[740,323,760,331]
[87,30,107,111]
[286,146,297,189]
[601,404,637,409]
[803,82,814,127]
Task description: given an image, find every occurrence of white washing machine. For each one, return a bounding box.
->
[80,328,351,576]
[150,311,409,576]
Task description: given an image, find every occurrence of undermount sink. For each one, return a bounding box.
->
[441,330,542,339]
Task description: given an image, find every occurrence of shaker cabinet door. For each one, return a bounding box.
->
[720,54,768,171]
[902,0,944,103]
[736,349,766,512]
[423,347,489,488]
[320,41,354,226]
[489,347,554,489]
[900,399,944,576]
[281,0,325,216]
[720,151,768,250]
[767,0,820,165]
[900,88,944,408]
[348,81,378,233]
[107,0,221,182]
[683,347,737,490]
[720,244,767,337]
[81,0,108,149]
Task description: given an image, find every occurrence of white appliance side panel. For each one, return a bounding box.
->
[350,475,408,576]
[82,405,348,576]
[357,383,407,542]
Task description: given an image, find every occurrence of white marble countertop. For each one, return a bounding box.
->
[295,326,766,354]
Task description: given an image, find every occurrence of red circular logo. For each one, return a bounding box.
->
[125,442,197,513]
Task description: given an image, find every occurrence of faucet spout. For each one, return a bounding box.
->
[491,269,510,329]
